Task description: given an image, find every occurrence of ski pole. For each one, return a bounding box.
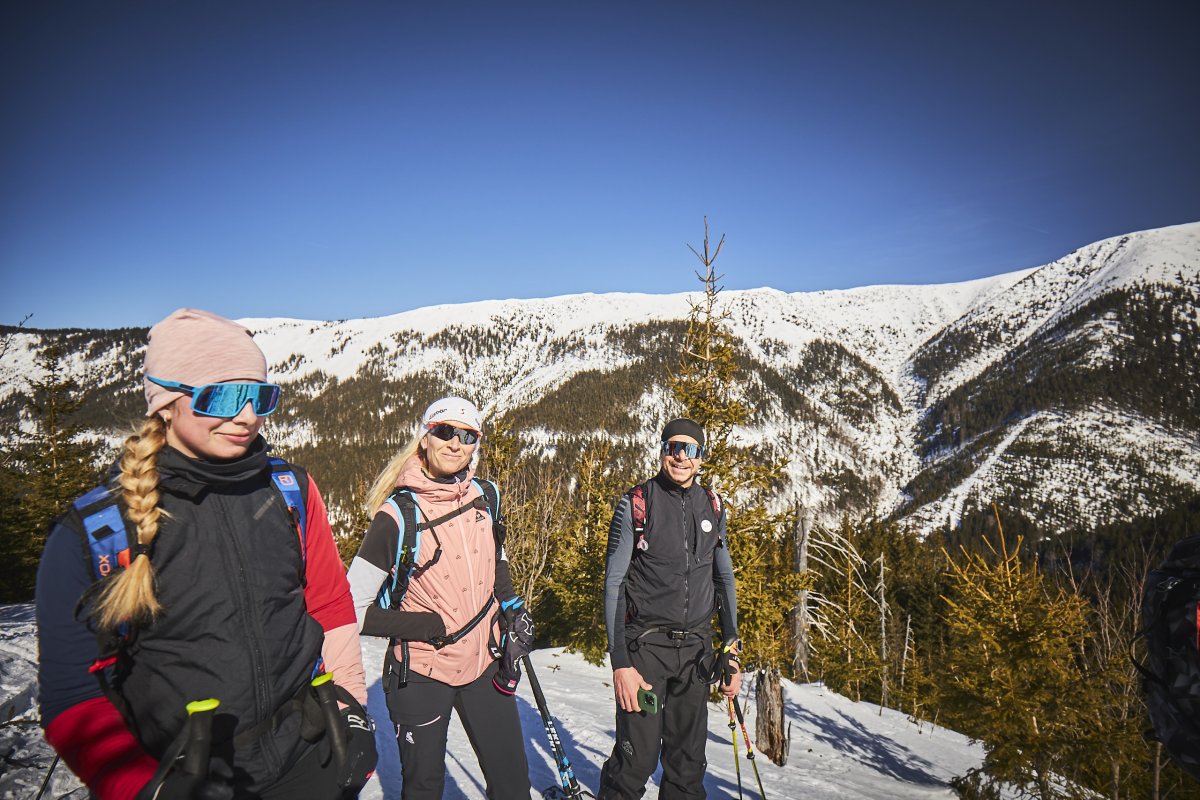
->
[182,698,220,776]
[141,697,222,797]
[726,698,744,800]
[33,755,59,800]
[731,697,767,799]
[312,672,348,770]
[521,655,594,799]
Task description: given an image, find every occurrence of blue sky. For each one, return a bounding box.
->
[3,1,1198,330]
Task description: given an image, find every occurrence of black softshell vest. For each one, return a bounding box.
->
[72,444,324,788]
[622,473,724,638]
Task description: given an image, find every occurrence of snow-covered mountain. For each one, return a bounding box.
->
[2,222,1197,536]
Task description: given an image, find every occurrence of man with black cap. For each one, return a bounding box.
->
[598,418,740,798]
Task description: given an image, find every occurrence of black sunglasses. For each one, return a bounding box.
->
[427,422,480,445]
[662,441,703,460]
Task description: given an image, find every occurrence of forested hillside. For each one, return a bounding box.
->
[3,221,1200,796]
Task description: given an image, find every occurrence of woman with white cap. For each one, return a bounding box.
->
[36,308,376,800]
[347,397,532,799]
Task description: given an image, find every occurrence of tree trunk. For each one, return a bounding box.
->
[1153,742,1161,800]
[792,506,811,680]
[755,667,789,766]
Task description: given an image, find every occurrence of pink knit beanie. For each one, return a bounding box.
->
[143,309,268,417]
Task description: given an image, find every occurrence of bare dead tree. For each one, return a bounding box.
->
[793,503,812,681]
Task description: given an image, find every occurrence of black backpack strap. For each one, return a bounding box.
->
[429,595,497,650]
[705,486,722,517]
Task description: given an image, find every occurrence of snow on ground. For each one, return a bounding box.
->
[0,603,996,800]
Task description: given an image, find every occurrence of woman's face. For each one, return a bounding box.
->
[159,382,265,461]
[421,422,479,478]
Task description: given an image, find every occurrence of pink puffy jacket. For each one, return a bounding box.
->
[377,456,502,686]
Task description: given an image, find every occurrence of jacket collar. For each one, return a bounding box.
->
[654,470,699,496]
[156,436,272,498]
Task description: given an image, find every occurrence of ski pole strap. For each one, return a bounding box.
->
[429,595,496,649]
[382,641,407,691]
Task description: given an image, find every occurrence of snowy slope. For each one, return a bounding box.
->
[0,604,1000,799]
[912,221,1200,407]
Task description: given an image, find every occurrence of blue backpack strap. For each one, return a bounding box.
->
[379,489,422,609]
[471,478,503,547]
[267,457,307,565]
[73,485,131,580]
[471,478,500,521]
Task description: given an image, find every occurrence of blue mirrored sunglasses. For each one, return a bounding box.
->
[147,376,282,418]
[426,422,480,445]
[661,441,703,460]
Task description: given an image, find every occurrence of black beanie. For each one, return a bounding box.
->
[661,418,705,447]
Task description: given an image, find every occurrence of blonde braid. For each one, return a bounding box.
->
[92,416,167,630]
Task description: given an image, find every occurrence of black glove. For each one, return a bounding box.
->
[136,773,233,800]
[333,685,378,795]
[716,641,741,688]
[492,597,534,695]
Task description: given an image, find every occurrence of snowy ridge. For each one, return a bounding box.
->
[2,221,1197,535]
[915,221,1200,407]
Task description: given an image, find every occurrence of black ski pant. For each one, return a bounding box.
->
[598,640,710,799]
[385,662,530,800]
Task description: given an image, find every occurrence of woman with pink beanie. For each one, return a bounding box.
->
[346,397,532,799]
[36,309,376,799]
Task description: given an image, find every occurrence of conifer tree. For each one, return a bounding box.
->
[940,514,1097,799]
[2,341,103,600]
[547,440,622,664]
[670,219,804,762]
[0,318,31,600]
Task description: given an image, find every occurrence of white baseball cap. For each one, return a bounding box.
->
[421,396,483,432]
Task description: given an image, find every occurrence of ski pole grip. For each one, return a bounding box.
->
[182,698,219,777]
[312,673,348,769]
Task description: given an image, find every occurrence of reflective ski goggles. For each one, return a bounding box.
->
[661,440,703,460]
[426,422,480,445]
[147,376,282,418]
